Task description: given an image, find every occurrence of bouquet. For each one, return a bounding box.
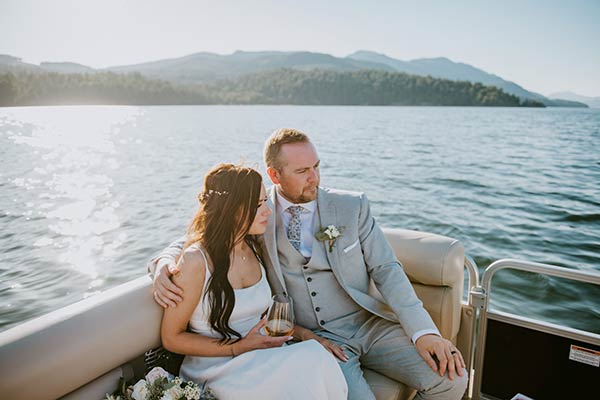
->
[106,367,217,400]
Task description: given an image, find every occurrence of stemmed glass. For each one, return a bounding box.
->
[265,294,295,337]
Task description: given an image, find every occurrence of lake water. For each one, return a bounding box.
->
[0,105,598,333]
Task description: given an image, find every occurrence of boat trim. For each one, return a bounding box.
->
[487,309,600,345]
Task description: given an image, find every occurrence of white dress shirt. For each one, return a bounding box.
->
[276,190,317,258]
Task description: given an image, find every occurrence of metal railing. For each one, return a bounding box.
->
[470,259,600,400]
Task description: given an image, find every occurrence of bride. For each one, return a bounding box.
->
[160,163,347,400]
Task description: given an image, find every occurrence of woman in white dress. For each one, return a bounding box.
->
[161,164,347,400]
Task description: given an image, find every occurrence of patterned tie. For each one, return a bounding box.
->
[287,205,305,252]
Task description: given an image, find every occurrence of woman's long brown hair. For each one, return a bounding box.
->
[185,163,263,342]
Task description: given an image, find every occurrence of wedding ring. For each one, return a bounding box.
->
[450,350,457,355]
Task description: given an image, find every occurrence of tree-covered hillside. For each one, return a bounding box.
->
[0,69,544,107]
[0,71,213,106]
[215,69,539,106]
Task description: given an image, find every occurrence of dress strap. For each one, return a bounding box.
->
[189,243,212,288]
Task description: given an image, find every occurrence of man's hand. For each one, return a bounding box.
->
[415,334,466,380]
[153,260,184,308]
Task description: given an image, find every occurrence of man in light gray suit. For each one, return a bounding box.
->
[149,128,468,399]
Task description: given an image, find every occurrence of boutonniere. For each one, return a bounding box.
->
[315,225,345,252]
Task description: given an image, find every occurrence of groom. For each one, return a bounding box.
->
[149,128,468,400]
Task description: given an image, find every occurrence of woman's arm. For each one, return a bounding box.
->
[161,249,290,357]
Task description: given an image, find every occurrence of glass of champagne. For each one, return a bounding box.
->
[265,294,295,337]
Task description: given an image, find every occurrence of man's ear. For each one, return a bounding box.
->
[266,166,280,185]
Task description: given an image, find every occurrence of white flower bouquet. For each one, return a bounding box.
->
[106,367,217,400]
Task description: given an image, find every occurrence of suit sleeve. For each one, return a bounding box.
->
[146,235,187,277]
[357,193,438,340]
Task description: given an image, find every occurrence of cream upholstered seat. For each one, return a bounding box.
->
[0,228,466,400]
[364,228,466,400]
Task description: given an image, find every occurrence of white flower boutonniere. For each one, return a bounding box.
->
[315,225,344,252]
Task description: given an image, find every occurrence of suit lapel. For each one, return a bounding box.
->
[264,186,286,292]
[317,188,347,287]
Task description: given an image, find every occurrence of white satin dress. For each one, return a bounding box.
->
[178,246,348,400]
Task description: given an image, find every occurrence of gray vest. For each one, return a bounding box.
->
[276,208,370,338]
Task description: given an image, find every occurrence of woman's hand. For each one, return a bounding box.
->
[234,318,292,355]
[292,324,348,362]
[313,336,349,362]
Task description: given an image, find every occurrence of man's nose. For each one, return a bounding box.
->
[307,168,317,183]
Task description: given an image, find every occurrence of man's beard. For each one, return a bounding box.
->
[296,186,318,203]
[281,186,318,203]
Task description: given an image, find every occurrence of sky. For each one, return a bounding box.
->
[1,0,599,97]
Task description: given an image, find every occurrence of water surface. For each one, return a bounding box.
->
[0,105,598,333]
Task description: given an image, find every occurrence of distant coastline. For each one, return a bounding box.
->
[0,51,590,108]
[0,69,545,107]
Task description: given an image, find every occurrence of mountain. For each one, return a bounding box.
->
[347,51,587,107]
[0,51,588,107]
[548,91,600,108]
[39,62,94,74]
[106,50,586,107]
[108,50,396,83]
[0,55,40,72]
[0,55,93,74]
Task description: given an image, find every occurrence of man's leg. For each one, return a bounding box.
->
[359,318,468,400]
[316,331,376,400]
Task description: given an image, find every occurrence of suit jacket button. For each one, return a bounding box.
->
[320,320,325,325]
[311,292,317,297]
[315,307,321,312]
[307,277,312,282]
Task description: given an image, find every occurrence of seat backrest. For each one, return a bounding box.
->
[0,277,162,400]
[380,228,465,341]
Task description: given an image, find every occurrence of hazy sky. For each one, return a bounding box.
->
[1,0,599,97]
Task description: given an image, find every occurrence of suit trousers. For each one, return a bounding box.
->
[316,315,468,400]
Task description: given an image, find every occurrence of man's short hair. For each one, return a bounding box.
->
[264,128,311,170]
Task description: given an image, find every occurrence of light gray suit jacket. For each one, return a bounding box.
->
[260,186,436,340]
[148,186,437,341]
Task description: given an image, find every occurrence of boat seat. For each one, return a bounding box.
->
[365,228,465,400]
[0,228,465,400]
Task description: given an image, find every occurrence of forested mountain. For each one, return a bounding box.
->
[0,69,543,107]
[347,51,587,107]
[103,50,585,106]
[108,51,396,83]
[214,69,538,106]
[0,51,587,107]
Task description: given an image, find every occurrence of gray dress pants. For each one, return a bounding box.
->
[316,316,468,400]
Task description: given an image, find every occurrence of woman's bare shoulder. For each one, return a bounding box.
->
[173,246,208,287]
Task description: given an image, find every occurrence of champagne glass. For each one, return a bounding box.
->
[265,294,295,337]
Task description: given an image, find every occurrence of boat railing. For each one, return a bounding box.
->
[469,258,600,400]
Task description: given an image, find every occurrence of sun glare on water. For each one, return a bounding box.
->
[3,106,142,281]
